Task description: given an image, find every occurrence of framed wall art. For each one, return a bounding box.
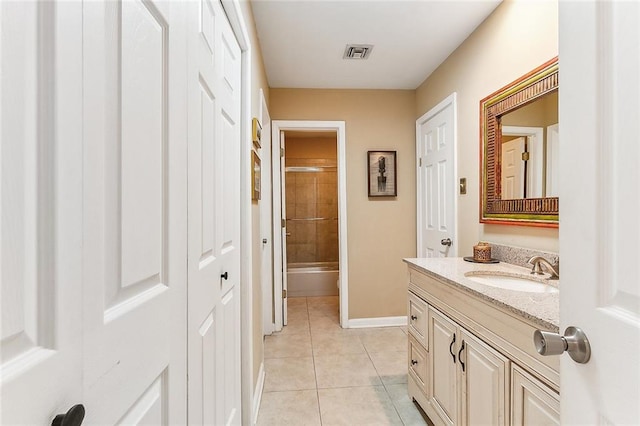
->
[252,117,262,149]
[367,151,397,197]
[252,151,261,201]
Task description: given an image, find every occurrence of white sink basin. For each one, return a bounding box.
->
[464,272,559,294]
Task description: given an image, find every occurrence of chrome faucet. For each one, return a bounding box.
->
[527,256,560,279]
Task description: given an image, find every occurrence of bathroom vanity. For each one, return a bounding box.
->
[404,258,560,426]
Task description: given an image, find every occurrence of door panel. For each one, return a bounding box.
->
[511,365,559,425]
[560,1,640,423]
[501,137,525,199]
[428,308,457,426]
[460,330,509,426]
[0,2,83,423]
[417,97,456,258]
[188,0,241,424]
[82,1,187,423]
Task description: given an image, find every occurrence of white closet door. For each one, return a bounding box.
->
[82,1,187,423]
[187,0,242,424]
[0,2,83,423]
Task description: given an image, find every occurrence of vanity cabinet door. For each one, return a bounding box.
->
[428,307,459,426]
[511,364,559,425]
[459,330,509,426]
[408,291,428,347]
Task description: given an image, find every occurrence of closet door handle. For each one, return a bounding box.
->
[458,341,466,372]
[449,333,456,363]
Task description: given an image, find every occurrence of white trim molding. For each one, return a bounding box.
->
[348,316,408,329]
[252,362,266,425]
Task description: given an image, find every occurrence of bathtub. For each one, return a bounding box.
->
[287,262,339,297]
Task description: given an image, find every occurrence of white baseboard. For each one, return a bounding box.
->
[252,362,265,425]
[347,316,408,328]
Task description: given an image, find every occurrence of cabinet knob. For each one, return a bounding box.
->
[410,315,417,321]
[221,272,228,280]
[411,359,418,365]
[533,326,591,364]
[52,404,85,426]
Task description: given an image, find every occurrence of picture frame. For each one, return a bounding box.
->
[252,117,262,148]
[367,151,397,197]
[252,151,261,201]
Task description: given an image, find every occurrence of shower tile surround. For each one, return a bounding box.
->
[285,158,339,264]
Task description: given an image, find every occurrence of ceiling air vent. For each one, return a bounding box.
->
[343,44,373,60]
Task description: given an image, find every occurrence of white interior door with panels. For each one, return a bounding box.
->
[416,94,457,258]
[82,0,188,423]
[187,0,242,424]
[560,1,640,424]
[501,137,525,199]
[279,130,289,327]
[1,2,83,423]
[259,91,274,335]
[502,126,544,199]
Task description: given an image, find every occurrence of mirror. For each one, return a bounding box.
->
[480,57,559,227]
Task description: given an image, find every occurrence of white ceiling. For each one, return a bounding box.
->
[251,0,502,90]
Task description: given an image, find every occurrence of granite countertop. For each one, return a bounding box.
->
[404,257,560,332]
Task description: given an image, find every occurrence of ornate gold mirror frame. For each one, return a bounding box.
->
[480,57,559,227]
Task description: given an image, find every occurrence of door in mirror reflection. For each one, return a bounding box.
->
[500,90,558,199]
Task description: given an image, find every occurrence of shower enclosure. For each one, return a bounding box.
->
[285,157,339,297]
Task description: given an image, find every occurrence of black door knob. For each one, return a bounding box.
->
[221,272,228,280]
[52,404,85,426]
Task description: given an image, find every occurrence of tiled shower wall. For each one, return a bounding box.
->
[285,158,338,264]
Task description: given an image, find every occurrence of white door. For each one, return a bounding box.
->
[501,137,525,199]
[1,2,83,423]
[82,1,187,423]
[280,131,289,327]
[560,1,640,424]
[545,124,559,198]
[260,92,274,335]
[187,0,242,424]
[417,94,457,258]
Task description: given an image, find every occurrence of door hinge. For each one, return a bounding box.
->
[419,157,422,167]
[280,148,284,157]
[282,289,287,299]
[522,152,530,161]
[281,219,286,228]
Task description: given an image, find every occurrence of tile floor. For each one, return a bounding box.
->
[256,296,430,426]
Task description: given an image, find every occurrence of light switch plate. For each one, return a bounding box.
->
[459,178,467,195]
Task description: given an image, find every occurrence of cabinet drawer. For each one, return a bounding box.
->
[408,335,429,397]
[408,291,428,348]
[511,364,559,425]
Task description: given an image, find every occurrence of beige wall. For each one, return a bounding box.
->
[239,1,270,393]
[270,89,417,319]
[416,0,559,254]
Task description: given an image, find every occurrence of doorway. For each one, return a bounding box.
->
[284,131,339,299]
[271,121,348,330]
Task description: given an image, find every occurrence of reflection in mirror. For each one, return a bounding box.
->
[500,90,558,200]
[479,57,558,227]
